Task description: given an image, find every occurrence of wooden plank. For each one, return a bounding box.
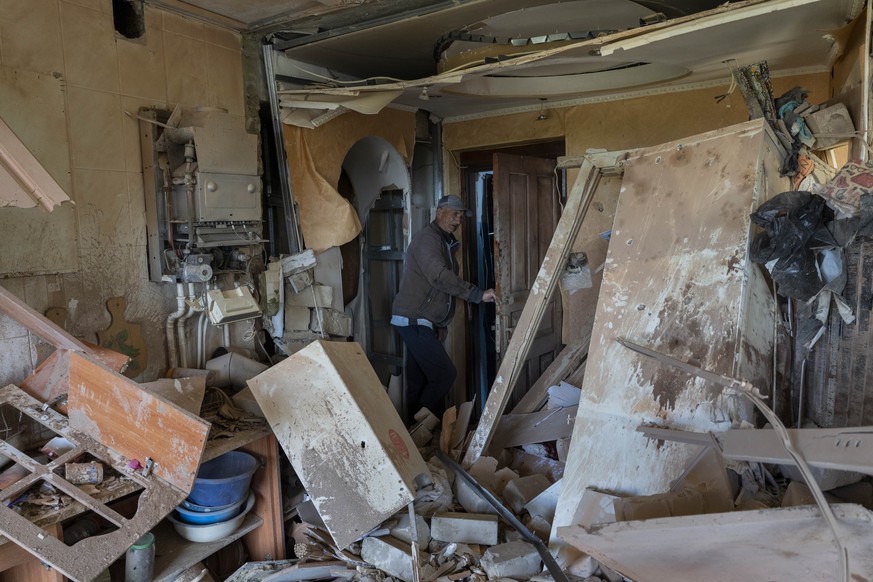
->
[241,434,286,561]
[557,504,873,582]
[20,344,129,404]
[462,159,602,468]
[152,513,263,582]
[0,284,87,352]
[66,352,211,492]
[511,330,591,414]
[490,406,578,452]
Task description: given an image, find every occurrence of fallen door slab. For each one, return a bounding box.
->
[247,340,430,549]
[558,504,873,581]
[552,119,782,544]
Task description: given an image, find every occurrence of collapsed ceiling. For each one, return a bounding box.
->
[147,0,862,120]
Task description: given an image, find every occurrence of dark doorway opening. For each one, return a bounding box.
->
[460,140,566,414]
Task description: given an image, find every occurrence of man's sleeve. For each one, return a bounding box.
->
[415,232,484,303]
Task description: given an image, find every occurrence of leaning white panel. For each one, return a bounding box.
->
[248,340,430,548]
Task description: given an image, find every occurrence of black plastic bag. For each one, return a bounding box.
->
[750,191,829,301]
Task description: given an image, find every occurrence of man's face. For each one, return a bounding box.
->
[436,207,464,233]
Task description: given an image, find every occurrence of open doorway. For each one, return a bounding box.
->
[460,140,566,413]
[338,138,411,387]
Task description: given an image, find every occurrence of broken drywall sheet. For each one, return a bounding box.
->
[247,340,430,548]
[558,504,873,581]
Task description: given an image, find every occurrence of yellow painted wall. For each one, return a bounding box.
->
[0,0,247,383]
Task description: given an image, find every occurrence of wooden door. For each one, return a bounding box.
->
[492,153,562,404]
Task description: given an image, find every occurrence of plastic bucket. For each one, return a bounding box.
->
[187,451,258,507]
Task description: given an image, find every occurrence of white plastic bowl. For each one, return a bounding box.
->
[167,491,255,543]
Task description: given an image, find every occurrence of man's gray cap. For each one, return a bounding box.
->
[437,195,471,216]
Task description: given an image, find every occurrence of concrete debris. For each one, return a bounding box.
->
[431,512,499,545]
[504,474,552,514]
[525,479,562,523]
[480,541,542,580]
[390,512,431,546]
[360,536,421,582]
[271,406,624,582]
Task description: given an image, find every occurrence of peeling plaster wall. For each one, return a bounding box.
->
[0,0,247,385]
[282,109,416,252]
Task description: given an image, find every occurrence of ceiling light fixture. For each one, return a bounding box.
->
[536,98,547,121]
[419,86,430,101]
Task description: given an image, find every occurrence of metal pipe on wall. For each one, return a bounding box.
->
[165,283,186,369]
[177,283,196,368]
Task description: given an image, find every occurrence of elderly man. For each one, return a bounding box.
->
[391,195,496,419]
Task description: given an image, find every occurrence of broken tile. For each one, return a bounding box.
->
[494,467,519,496]
[547,381,581,408]
[310,307,352,337]
[431,512,499,545]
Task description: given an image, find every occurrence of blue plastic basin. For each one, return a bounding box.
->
[175,493,246,525]
[188,451,258,507]
[179,497,239,513]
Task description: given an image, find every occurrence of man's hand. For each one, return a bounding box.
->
[482,289,497,302]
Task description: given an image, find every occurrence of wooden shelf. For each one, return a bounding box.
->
[202,421,271,463]
[152,512,263,582]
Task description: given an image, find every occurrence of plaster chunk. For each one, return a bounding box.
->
[361,536,419,582]
[504,474,551,514]
[431,512,498,545]
[390,513,431,546]
[480,540,542,580]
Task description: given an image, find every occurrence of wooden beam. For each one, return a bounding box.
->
[462,159,602,468]
[241,434,286,561]
[510,330,591,414]
[489,405,578,453]
[0,284,87,352]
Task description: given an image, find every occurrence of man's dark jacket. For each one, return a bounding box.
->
[392,221,485,328]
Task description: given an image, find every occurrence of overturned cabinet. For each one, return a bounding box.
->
[248,340,430,549]
[553,120,785,541]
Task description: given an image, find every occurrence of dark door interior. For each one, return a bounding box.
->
[460,141,565,413]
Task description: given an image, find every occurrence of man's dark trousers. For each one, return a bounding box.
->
[395,324,456,419]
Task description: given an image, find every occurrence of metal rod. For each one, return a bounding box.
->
[262,42,303,253]
[617,338,743,390]
[435,450,570,582]
[798,359,807,429]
